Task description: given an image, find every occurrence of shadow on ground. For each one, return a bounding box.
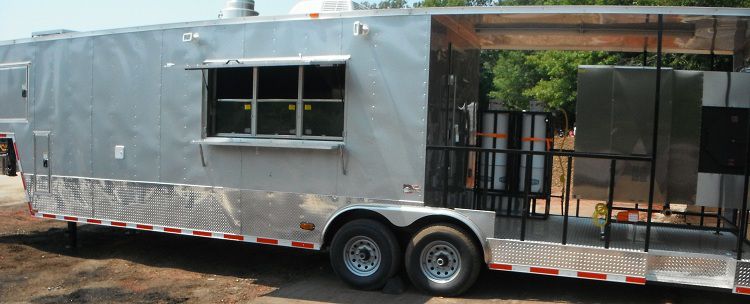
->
[1,224,748,304]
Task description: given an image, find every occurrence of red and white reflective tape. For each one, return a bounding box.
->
[736,286,750,295]
[34,212,318,250]
[489,263,646,285]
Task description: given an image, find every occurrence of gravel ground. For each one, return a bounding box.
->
[0,175,747,303]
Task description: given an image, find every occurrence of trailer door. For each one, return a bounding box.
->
[0,63,29,122]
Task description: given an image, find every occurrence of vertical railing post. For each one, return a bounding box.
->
[520,150,533,241]
[562,155,573,245]
[737,107,750,260]
[644,14,664,253]
[442,149,450,208]
[604,159,617,249]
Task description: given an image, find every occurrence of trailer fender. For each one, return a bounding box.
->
[323,204,495,262]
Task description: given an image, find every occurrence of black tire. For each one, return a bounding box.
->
[405,224,481,296]
[330,219,401,290]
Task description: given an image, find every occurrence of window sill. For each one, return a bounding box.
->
[192,137,343,150]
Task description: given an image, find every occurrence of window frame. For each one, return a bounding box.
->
[206,64,345,141]
[0,62,31,123]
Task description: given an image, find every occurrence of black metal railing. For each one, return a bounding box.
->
[426,144,750,259]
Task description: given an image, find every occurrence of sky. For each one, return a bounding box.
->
[0,0,416,41]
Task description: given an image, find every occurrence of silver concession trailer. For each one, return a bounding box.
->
[2,4,750,296]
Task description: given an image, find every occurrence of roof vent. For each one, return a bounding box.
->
[219,0,259,19]
[289,0,361,15]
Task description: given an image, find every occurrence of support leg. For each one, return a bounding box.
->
[67,221,77,249]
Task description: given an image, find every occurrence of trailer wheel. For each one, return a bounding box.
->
[330,219,401,290]
[405,224,481,296]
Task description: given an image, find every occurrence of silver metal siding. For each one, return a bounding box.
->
[7,15,432,248]
[666,71,702,204]
[91,32,162,181]
[34,38,94,177]
[337,15,430,201]
[0,43,35,172]
[159,25,245,186]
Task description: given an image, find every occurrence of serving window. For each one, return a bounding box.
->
[206,64,345,140]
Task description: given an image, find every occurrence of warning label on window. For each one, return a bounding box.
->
[288,104,296,111]
[304,104,312,111]
[244,104,252,110]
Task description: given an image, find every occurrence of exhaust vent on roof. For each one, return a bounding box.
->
[289,0,361,14]
[219,0,259,19]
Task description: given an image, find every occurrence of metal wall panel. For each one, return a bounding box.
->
[7,15,432,248]
[573,66,614,200]
[702,72,750,108]
[0,44,35,172]
[666,71,702,204]
[92,32,162,181]
[695,72,750,208]
[160,25,245,186]
[243,19,343,58]
[574,66,672,203]
[33,38,94,177]
[336,15,431,201]
[610,67,672,203]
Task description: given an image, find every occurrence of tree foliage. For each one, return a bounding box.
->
[359,0,410,9]
[362,0,748,114]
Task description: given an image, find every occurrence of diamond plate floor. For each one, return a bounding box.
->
[494,215,750,256]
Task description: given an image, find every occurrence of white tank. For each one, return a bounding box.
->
[479,112,509,191]
[289,0,360,14]
[518,112,547,193]
[219,0,259,19]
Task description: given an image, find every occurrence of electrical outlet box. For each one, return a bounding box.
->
[114,145,125,160]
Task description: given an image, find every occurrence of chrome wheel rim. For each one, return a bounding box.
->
[420,241,461,283]
[343,236,381,277]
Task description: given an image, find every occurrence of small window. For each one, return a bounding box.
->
[214,101,252,134]
[258,66,298,99]
[303,101,344,137]
[257,102,297,135]
[304,65,345,100]
[0,63,29,122]
[205,62,346,140]
[216,68,253,99]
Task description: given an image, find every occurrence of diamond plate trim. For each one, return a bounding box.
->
[489,238,646,277]
[735,260,750,287]
[647,250,736,289]
[25,175,421,245]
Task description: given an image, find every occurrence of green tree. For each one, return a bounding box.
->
[488,0,748,114]
[360,0,410,8]
[415,0,495,7]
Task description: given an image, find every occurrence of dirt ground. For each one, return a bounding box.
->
[0,175,748,303]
